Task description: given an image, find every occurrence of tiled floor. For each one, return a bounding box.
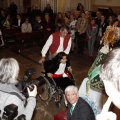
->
[0,46,120,120]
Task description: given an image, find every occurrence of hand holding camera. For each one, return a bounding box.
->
[27,85,37,97]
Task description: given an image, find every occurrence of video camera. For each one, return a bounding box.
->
[1,104,26,120]
[16,68,45,98]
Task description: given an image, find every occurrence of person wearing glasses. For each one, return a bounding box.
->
[21,18,32,33]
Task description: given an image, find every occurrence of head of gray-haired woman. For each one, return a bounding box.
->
[0,58,19,84]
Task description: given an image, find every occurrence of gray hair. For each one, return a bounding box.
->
[0,58,19,84]
[65,85,78,95]
[60,25,70,32]
[100,48,120,91]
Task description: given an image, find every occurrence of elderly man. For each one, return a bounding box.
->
[39,25,71,62]
[65,85,95,120]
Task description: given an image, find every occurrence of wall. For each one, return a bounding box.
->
[94,0,120,6]
[93,0,120,14]
[70,0,84,11]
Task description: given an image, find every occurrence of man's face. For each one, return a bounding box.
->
[60,29,68,38]
[66,90,79,104]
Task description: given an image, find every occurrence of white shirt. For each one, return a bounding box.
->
[41,34,72,57]
[55,63,66,74]
[72,102,77,110]
[55,63,69,77]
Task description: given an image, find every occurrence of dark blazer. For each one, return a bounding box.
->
[33,20,43,31]
[67,97,95,120]
[13,19,23,27]
[98,21,108,36]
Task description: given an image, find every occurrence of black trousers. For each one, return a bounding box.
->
[77,32,86,54]
[54,77,75,92]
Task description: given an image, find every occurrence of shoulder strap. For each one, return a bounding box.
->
[0,90,24,101]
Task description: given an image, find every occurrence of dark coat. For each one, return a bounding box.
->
[13,19,24,27]
[67,97,95,120]
[44,58,70,74]
[97,21,108,36]
[33,20,43,31]
[43,58,75,91]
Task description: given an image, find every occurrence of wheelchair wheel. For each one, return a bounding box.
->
[38,76,53,102]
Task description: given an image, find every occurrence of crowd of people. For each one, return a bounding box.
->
[0,1,120,120]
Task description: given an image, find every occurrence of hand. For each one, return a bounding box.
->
[47,73,53,78]
[67,67,72,73]
[27,85,37,97]
[39,57,45,63]
[96,97,116,120]
[96,112,117,120]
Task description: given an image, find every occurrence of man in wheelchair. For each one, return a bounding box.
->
[43,52,75,107]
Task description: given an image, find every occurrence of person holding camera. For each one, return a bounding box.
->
[0,58,37,120]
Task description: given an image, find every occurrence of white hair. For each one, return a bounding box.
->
[100,48,120,91]
[0,58,19,84]
[65,85,78,95]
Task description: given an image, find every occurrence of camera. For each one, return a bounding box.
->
[1,104,26,120]
[16,68,45,98]
[2,104,18,120]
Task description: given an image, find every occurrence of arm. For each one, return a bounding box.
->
[66,56,72,72]
[39,35,53,63]
[21,24,26,33]
[5,95,36,120]
[41,35,53,57]
[86,26,90,37]
[28,23,32,32]
[64,37,72,54]
[44,60,54,78]
[82,20,88,33]
[92,25,98,36]
[77,104,95,120]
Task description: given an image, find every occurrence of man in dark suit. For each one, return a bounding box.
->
[65,85,95,120]
[13,14,23,28]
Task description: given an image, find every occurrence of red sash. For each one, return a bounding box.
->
[52,72,71,79]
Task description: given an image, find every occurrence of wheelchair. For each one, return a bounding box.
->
[37,70,75,108]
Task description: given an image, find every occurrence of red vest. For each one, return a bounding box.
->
[49,32,70,54]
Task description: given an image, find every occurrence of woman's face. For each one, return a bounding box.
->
[91,20,95,25]
[45,15,49,20]
[25,19,29,23]
[60,56,67,64]
[70,14,74,20]
[101,15,105,21]
[81,13,85,18]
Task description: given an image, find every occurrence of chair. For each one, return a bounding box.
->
[37,64,75,108]
[2,28,21,48]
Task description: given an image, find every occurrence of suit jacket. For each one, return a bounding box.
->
[13,19,23,27]
[33,20,43,31]
[97,21,108,36]
[67,97,95,120]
